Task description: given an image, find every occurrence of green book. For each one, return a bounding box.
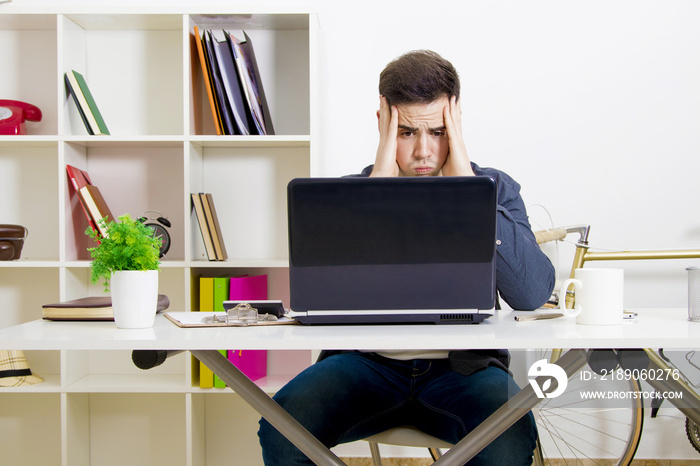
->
[70,70,110,135]
[213,276,230,388]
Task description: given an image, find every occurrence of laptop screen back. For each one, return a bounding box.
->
[288,176,497,314]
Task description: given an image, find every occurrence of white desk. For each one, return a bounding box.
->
[0,308,696,351]
[0,308,697,466]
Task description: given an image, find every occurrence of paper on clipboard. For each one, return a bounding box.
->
[164,311,297,327]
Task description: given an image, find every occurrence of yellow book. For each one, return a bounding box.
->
[198,277,215,388]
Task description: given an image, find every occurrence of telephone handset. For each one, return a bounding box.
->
[0,100,42,135]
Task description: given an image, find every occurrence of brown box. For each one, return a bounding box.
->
[0,225,28,260]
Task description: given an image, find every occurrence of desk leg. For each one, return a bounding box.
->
[433,349,588,466]
[190,350,346,466]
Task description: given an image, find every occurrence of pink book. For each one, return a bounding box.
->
[228,274,268,381]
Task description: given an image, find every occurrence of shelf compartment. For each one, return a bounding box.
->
[0,144,60,261]
[0,268,60,327]
[63,142,185,261]
[190,266,291,310]
[189,144,309,263]
[0,393,62,465]
[76,393,188,466]
[188,14,310,136]
[0,14,58,135]
[61,14,184,137]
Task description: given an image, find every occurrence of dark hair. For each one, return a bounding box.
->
[378,50,460,106]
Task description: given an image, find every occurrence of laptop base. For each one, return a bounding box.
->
[294,312,492,325]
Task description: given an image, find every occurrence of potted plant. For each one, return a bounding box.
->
[86,213,162,328]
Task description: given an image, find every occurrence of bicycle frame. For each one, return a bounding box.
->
[540,224,700,308]
[544,225,700,423]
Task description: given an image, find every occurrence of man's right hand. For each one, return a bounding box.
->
[370,96,400,177]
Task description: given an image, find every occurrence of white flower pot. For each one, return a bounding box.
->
[110,270,159,329]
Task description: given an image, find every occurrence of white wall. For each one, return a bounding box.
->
[5,0,700,459]
[312,0,700,310]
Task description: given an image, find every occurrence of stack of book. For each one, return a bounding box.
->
[193,26,274,136]
[191,193,227,261]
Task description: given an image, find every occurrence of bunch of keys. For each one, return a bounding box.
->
[211,302,278,326]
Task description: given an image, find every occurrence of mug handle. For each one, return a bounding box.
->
[559,278,582,317]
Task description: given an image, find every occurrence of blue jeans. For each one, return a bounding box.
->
[258,352,537,465]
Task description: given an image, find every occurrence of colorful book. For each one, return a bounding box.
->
[79,185,115,238]
[228,274,268,381]
[198,276,215,388]
[193,25,223,135]
[214,30,250,135]
[191,193,217,260]
[201,193,228,260]
[203,29,235,135]
[66,165,98,235]
[239,31,275,135]
[213,276,230,387]
[65,70,110,135]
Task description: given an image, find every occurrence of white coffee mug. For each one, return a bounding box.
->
[559,268,624,325]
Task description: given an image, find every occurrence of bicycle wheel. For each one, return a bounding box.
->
[531,350,644,466]
[685,417,700,454]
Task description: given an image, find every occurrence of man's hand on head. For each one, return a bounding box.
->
[441,96,474,177]
[370,96,400,177]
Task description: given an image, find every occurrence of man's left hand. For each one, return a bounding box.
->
[441,96,474,177]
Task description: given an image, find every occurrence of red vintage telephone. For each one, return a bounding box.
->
[0,100,42,135]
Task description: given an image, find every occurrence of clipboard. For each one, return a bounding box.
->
[164,311,298,328]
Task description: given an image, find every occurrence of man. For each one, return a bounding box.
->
[258,50,555,465]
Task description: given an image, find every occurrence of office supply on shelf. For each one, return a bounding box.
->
[64,70,110,135]
[197,276,215,387]
[191,193,227,260]
[287,177,497,325]
[193,25,274,135]
[203,29,236,135]
[201,193,228,260]
[227,274,268,380]
[79,185,115,238]
[0,99,42,135]
[66,165,98,234]
[0,224,28,261]
[236,31,275,135]
[66,165,116,240]
[193,25,223,135]
[214,30,250,135]
[191,193,217,260]
[42,294,170,321]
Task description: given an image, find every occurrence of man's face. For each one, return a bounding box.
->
[395,96,450,176]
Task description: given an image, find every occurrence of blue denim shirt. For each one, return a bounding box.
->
[331,162,556,375]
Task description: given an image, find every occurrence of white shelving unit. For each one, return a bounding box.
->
[0,7,317,466]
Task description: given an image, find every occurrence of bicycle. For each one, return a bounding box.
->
[531,224,700,465]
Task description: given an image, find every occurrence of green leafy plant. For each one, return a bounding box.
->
[86,213,161,292]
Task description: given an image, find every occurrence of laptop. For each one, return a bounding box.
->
[287,176,497,325]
